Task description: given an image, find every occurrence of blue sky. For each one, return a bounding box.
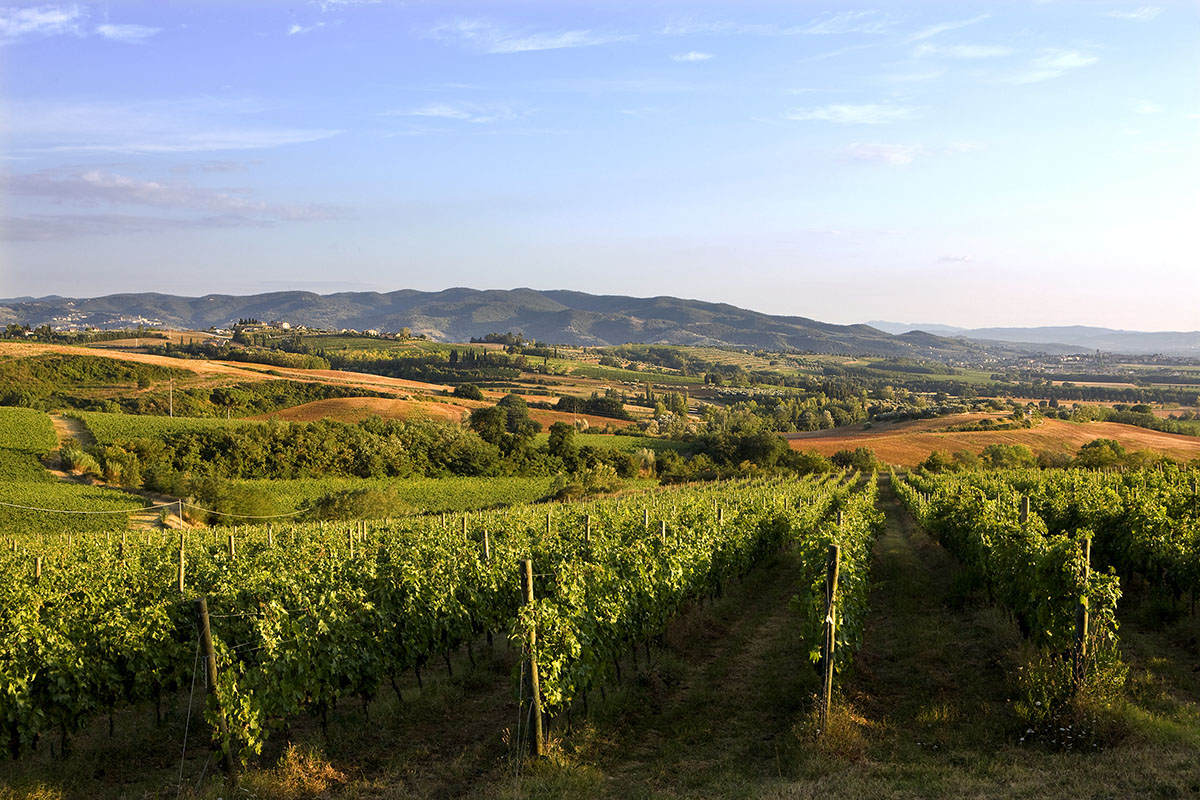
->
[2,1,1197,330]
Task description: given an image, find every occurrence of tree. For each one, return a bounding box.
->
[981,443,1036,469]
[831,447,879,471]
[1074,438,1126,469]
[547,421,579,469]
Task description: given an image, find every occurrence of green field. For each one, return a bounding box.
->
[73,410,257,444]
[0,406,57,453]
[0,408,146,537]
[222,474,559,517]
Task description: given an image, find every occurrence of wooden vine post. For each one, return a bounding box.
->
[519,559,545,757]
[818,543,840,733]
[1019,496,1030,526]
[194,597,238,784]
[1073,537,1091,693]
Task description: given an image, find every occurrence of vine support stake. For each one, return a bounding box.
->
[194,597,238,785]
[1020,496,1030,527]
[584,514,591,547]
[818,543,840,734]
[1073,537,1091,693]
[177,549,185,594]
[227,533,236,560]
[519,559,545,757]
[34,556,42,583]
[482,530,490,562]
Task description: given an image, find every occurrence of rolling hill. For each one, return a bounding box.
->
[1,288,1001,358]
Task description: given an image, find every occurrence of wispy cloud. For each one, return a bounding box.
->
[801,10,896,35]
[313,0,379,11]
[1134,101,1162,114]
[912,42,1013,59]
[0,3,85,41]
[843,143,921,166]
[48,129,342,154]
[672,51,712,62]
[1105,7,1162,21]
[1006,49,1099,83]
[937,255,972,263]
[287,22,326,36]
[4,213,271,241]
[10,168,344,219]
[96,23,160,43]
[400,102,521,124]
[785,103,919,125]
[841,141,985,166]
[909,14,991,41]
[5,167,346,240]
[5,99,341,154]
[428,18,633,54]
[664,11,896,37]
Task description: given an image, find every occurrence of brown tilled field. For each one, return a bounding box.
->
[785,414,1200,465]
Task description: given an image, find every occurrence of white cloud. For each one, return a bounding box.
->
[428,18,633,54]
[1006,49,1099,83]
[785,104,919,125]
[937,255,972,263]
[96,23,160,43]
[287,22,326,36]
[0,4,85,41]
[844,143,921,166]
[1,7,162,45]
[909,14,991,41]
[912,42,1013,59]
[1105,7,1162,21]
[672,51,712,62]
[1135,101,1163,114]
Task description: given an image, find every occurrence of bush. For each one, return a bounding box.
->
[831,447,880,471]
[308,487,412,520]
[453,383,484,401]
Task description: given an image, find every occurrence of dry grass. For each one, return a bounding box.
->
[253,396,472,424]
[785,415,1200,465]
[241,744,348,799]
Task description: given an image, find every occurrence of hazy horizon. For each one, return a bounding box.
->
[3,1,1197,330]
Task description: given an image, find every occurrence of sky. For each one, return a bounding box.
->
[1,0,1198,330]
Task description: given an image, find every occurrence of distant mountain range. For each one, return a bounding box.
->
[0,288,1188,358]
[868,322,1200,357]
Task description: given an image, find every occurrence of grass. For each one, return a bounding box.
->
[72,410,257,444]
[223,475,558,516]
